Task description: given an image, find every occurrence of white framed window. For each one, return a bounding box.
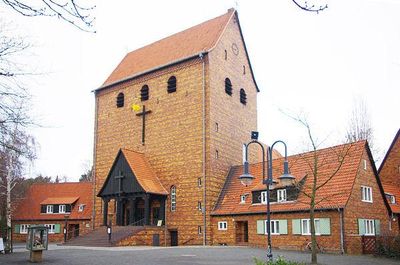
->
[390,195,396,204]
[198,177,202,187]
[364,219,375,235]
[171,186,176,211]
[59,205,66,213]
[46,205,54,214]
[198,226,202,234]
[45,224,56,234]
[218,221,227,231]
[361,186,373,202]
[363,159,367,170]
[277,189,287,202]
[301,219,320,235]
[20,224,29,234]
[240,194,247,204]
[78,204,85,212]
[261,191,267,204]
[265,220,280,235]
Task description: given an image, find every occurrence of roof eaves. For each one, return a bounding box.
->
[378,128,400,174]
[94,53,207,93]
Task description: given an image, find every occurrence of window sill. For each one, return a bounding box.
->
[361,200,373,203]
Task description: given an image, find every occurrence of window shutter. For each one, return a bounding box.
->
[256,220,265,234]
[53,204,59,213]
[375,219,380,235]
[41,205,46,213]
[358,219,365,235]
[319,218,331,235]
[54,224,61,234]
[292,219,301,235]
[14,224,20,233]
[279,220,288,234]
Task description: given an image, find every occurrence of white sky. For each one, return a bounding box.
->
[2,0,399,181]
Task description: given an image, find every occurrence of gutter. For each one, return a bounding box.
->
[339,208,345,254]
[94,53,206,92]
[92,95,99,230]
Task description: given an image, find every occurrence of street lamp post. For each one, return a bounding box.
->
[64,215,69,243]
[239,131,294,263]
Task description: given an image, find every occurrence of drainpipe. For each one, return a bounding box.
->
[92,94,99,230]
[199,52,206,246]
[338,208,345,254]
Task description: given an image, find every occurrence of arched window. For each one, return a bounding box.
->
[167,76,177,93]
[225,78,232,96]
[171,186,176,211]
[116,92,124,107]
[141,85,149,101]
[240,89,247,105]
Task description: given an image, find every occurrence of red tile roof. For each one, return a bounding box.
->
[382,183,400,214]
[13,182,92,221]
[40,197,79,205]
[121,149,168,195]
[212,141,367,215]
[100,9,235,88]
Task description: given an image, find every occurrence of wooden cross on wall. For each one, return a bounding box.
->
[136,105,152,145]
[115,171,124,194]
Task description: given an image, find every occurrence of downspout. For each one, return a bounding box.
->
[199,52,206,246]
[338,208,345,254]
[92,94,99,230]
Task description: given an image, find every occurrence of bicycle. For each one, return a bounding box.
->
[303,240,324,253]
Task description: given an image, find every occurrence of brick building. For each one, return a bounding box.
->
[378,129,400,235]
[12,182,92,242]
[211,141,395,254]
[93,9,260,246]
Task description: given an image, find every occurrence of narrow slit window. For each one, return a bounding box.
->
[243,65,246,75]
[224,50,227,60]
[171,186,176,211]
[240,89,247,105]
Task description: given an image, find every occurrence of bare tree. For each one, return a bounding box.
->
[291,0,328,13]
[1,0,95,32]
[290,114,353,264]
[79,161,93,182]
[345,98,376,153]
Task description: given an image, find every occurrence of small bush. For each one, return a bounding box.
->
[376,235,400,259]
[254,256,305,265]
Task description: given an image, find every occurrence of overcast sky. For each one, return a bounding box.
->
[2,0,399,181]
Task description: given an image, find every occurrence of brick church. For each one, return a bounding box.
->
[90,8,395,253]
[93,8,258,246]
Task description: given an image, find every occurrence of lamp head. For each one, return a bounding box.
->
[239,161,254,187]
[278,160,295,185]
[251,131,259,140]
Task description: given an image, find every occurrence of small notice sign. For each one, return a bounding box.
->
[0,238,4,253]
[157,220,163,227]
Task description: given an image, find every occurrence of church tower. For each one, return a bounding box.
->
[93,8,258,245]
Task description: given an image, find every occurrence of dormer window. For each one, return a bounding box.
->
[386,193,396,204]
[78,204,85,212]
[277,189,287,202]
[46,205,53,214]
[59,204,66,213]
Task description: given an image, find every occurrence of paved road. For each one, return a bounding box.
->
[1,245,398,265]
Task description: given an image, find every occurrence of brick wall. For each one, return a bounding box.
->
[13,220,92,243]
[344,149,392,254]
[211,211,342,253]
[117,227,168,246]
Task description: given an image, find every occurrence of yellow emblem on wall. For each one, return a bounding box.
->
[131,104,141,112]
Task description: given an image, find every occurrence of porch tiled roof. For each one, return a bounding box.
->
[13,182,92,221]
[121,149,168,195]
[212,141,366,216]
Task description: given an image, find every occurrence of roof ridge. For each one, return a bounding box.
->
[31,182,92,186]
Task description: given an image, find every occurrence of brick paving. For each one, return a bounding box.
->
[1,245,399,265]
